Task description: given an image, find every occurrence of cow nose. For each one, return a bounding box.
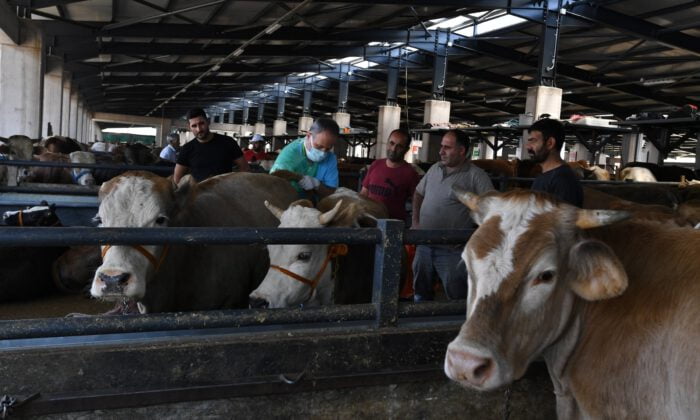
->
[249,296,269,309]
[99,272,131,292]
[446,348,494,386]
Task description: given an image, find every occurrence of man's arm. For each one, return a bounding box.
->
[359,186,369,197]
[173,164,189,185]
[412,191,424,228]
[234,156,250,172]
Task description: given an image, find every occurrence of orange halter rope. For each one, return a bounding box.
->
[101,244,170,272]
[269,244,349,292]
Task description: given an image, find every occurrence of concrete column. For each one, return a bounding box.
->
[93,120,102,142]
[42,61,63,138]
[374,105,401,159]
[240,124,254,136]
[418,99,451,163]
[61,75,71,136]
[332,112,351,130]
[76,101,84,141]
[0,25,42,137]
[298,116,313,134]
[519,86,562,158]
[640,137,661,164]
[69,90,78,138]
[273,119,287,136]
[254,122,265,135]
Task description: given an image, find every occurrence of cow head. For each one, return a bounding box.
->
[2,202,60,226]
[248,199,345,309]
[69,151,96,186]
[444,188,630,391]
[90,171,191,304]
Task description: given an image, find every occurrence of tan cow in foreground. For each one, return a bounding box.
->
[444,189,700,418]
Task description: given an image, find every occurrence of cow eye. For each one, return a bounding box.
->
[297,252,311,261]
[155,216,168,225]
[533,270,555,285]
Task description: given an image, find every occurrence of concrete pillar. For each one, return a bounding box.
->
[640,137,661,164]
[93,120,102,142]
[332,112,351,130]
[69,90,78,138]
[240,124,254,136]
[374,105,401,159]
[298,116,313,134]
[273,119,287,136]
[61,75,71,136]
[0,25,42,137]
[254,122,265,135]
[42,62,63,138]
[519,86,562,158]
[417,99,451,163]
[76,101,84,141]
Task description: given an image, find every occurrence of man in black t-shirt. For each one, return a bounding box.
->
[174,108,249,183]
[526,118,583,207]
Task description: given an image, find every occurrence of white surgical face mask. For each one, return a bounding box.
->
[305,137,327,162]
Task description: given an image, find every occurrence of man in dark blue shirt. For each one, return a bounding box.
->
[526,118,583,207]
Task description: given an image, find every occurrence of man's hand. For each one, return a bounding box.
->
[298,175,321,190]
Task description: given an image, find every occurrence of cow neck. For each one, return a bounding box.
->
[542,308,582,407]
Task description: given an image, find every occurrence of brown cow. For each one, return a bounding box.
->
[444,188,700,418]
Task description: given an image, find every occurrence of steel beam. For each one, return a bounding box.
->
[536,2,561,86]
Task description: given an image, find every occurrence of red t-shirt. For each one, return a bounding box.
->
[244,149,268,162]
[362,159,420,220]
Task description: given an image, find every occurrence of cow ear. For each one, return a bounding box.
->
[567,239,628,301]
[173,174,194,207]
[452,186,490,225]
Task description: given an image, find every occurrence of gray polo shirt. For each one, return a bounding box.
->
[416,161,494,230]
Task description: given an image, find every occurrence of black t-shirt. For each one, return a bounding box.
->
[531,164,583,207]
[177,133,243,181]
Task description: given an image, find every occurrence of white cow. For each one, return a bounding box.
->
[618,166,657,182]
[68,151,96,186]
[249,188,387,308]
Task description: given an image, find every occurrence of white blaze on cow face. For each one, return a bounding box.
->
[445,189,629,391]
[249,201,342,309]
[91,173,173,301]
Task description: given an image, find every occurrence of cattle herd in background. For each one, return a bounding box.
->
[0,132,699,314]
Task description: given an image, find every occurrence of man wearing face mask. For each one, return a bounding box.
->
[270,118,340,198]
[526,117,583,207]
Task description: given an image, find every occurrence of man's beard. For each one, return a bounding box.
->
[387,150,403,162]
[196,130,209,139]
[528,147,548,163]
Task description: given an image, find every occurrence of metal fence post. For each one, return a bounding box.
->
[372,219,403,328]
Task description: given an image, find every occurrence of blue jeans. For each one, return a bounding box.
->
[412,245,467,302]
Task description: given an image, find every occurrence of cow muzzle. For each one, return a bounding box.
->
[249,296,270,309]
[444,344,500,390]
[97,271,131,295]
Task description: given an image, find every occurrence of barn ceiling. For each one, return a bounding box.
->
[9,0,700,129]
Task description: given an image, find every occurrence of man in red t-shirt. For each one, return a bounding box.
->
[243,134,268,163]
[360,129,420,222]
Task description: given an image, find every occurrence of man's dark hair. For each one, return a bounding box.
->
[388,128,411,147]
[186,108,208,121]
[445,129,471,155]
[529,118,565,150]
[309,118,340,137]
[167,133,179,141]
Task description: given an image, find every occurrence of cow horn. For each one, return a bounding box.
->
[264,200,285,220]
[575,209,631,229]
[452,185,480,212]
[319,200,343,226]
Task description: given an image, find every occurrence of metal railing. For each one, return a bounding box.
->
[0,224,472,340]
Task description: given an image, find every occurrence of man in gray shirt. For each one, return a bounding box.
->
[411,129,494,302]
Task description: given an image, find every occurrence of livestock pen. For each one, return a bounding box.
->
[0,197,556,419]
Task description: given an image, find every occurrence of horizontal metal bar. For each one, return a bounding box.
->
[17,365,446,416]
[0,159,174,175]
[0,184,99,195]
[0,227,382,247]
[0,304,377,340]
[398,301,465,318]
